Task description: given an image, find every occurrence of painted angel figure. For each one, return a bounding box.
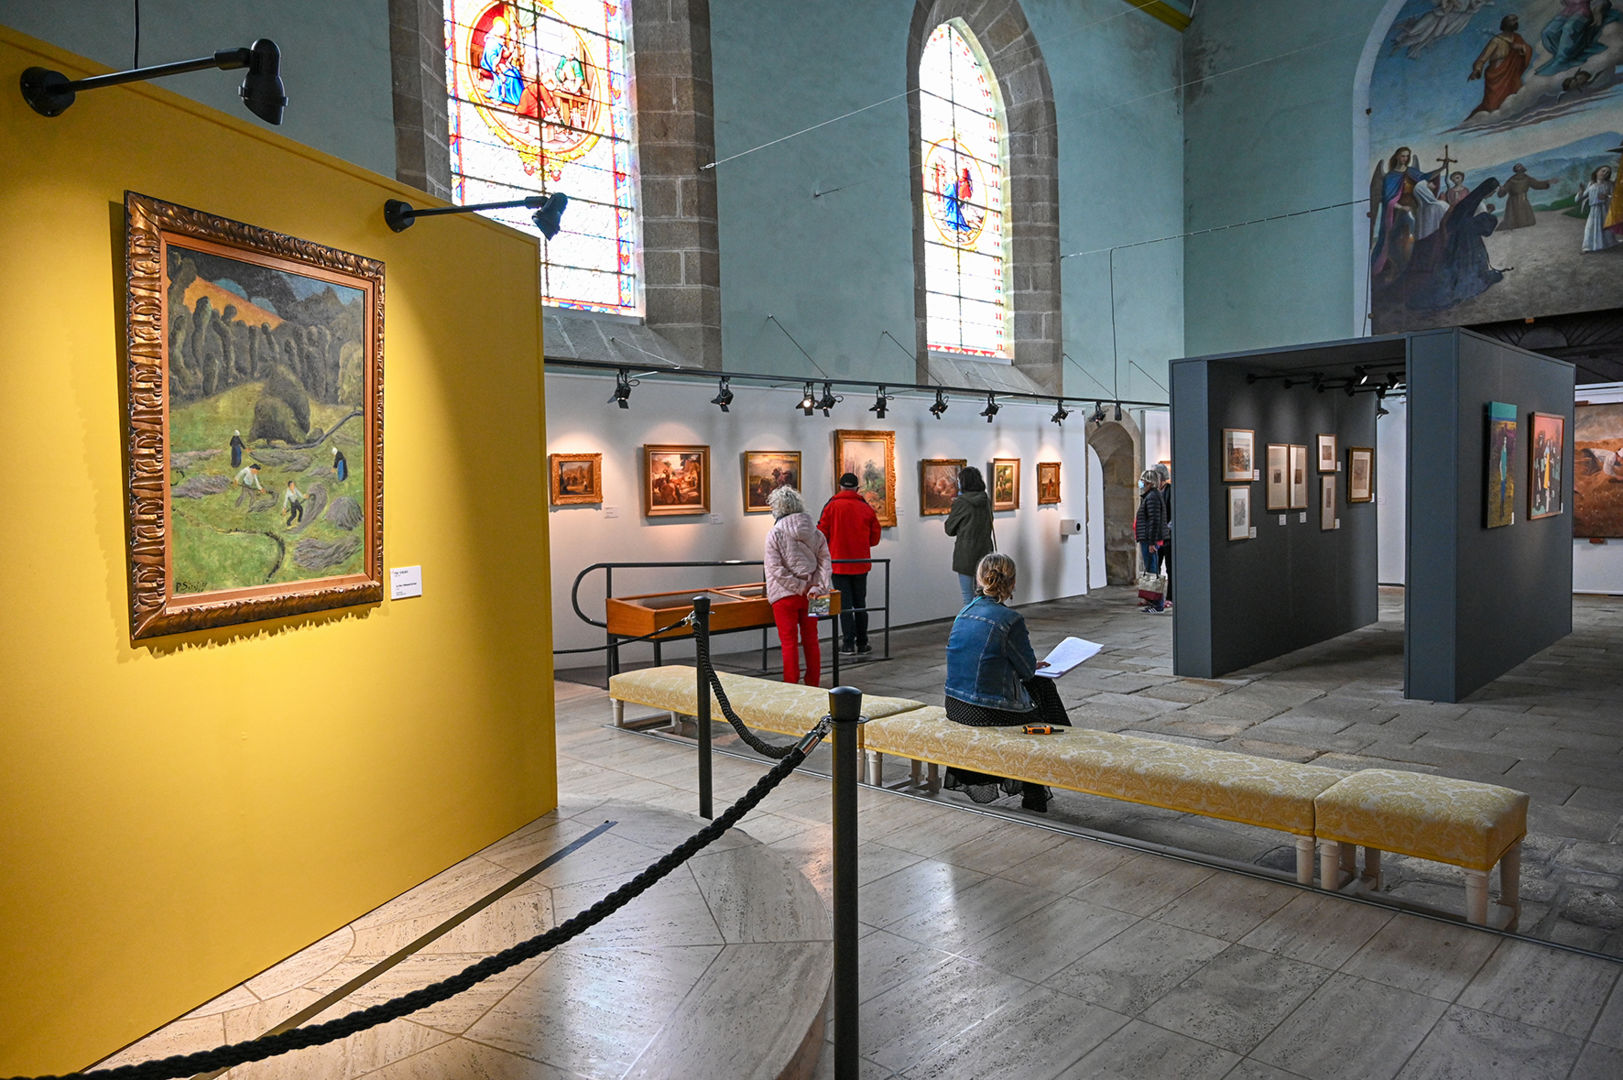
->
[1392,0,1494,59]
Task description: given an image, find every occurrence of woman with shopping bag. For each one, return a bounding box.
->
[1134,469,1169,613]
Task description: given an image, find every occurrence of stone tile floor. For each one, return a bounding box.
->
[606,585,1623,958]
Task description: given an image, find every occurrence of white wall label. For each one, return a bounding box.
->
[1248,526,1257,538]
[1278,514,1287,526]
[1252,469,1260,481]
[709,514,722,524]
[390,565,423,600]
[603,506,619,518]
[1298,512,1308,524]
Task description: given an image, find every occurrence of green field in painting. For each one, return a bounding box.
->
[169,385,367,596]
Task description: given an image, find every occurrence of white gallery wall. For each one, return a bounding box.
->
[543,370,1102,655]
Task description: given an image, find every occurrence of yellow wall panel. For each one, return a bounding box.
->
[0,28,554,1074]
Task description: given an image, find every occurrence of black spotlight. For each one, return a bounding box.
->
[710,377,733,412]
[1050,401,1070,425]
[1114,402,1123,421]
[1090,401,1106,424]
[1356,365,1370,386]
[532,192,569,240]
[929,390,949,419]
[980,393,1000,423]
[607,368,633,409]
[870,387,889,419]
[23,38,287,124]
[798,382,816,416]
[816,382,839,417]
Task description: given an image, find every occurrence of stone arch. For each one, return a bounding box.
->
[1087,414,1140,585]
[907,0,1062,393]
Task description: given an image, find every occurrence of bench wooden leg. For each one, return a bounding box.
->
[612,700,625,727]
[1294,837,1314,885]
[1361,847,1382,889]
[1500,842,1521,922]
[1320,841,1345,889]
[1465,869,1490,926]
[926,762,940,795]
[909,759,921,790]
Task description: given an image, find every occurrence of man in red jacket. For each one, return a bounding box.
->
[818,472,882,654]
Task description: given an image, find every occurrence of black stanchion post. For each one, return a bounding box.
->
[693,595,713,820]
[829,685,862,1077]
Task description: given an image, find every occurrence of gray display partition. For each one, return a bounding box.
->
[1171,330,1573,701]
[1170,338,1392,678]
[1405,330,1575,701]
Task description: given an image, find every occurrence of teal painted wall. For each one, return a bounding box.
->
[1182,0,1388,357]
[709,0,1185,398]
[0,0,395,178]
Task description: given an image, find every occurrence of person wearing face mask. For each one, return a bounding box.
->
[1135,469,1169,613]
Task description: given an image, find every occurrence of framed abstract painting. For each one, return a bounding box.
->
[1486,402,1516,528]
[122,192,384,640]
[1528,413,1563,521]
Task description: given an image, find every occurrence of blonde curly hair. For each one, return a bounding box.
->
[975,552,1017,602]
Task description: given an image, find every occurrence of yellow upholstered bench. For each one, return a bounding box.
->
[862,706,1347,884]
[1313,769,1528,927]
[606,665,925,744]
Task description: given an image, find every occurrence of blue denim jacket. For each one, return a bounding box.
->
[944,597,1037,712]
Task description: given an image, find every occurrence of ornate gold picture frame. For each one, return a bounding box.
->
[1036,461,1061,505]
[643,444,710,516]
[123,192,384,640]
[743,450,801,513]
[549,452,603,506]
[991,457,1020,511]
[834,430,896,527]
[919,458,966,516]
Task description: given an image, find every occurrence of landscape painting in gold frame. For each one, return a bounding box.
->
[990,457,1020,511]
[549,452,603,505]
[835,430,896,526]
[644,444,710,516]
[123,192,384,640]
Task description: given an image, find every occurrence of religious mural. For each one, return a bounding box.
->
[1369,0,1623,332]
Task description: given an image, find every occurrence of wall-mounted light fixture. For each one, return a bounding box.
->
[816,382,841,417]
[607,368,634,409]
[929,390,949,419]
[22,38,287,124]
[384,192,569,237]
[1050,401,1070,426]
[798,382,816,416]
[709,377,733,412]
[980,393,1000,423]
[869,387,890,419]
[1114,402,1123,421]
[1090,401,1107,424]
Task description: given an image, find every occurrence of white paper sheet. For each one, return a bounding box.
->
[1033,636,1103,678]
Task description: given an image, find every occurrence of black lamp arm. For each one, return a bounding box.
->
[68,49,252,93]
[383,195,548,232]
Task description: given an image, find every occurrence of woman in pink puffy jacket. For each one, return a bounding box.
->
[764,485,833,685]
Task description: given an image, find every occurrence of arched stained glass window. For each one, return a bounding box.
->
[446,0,641,316]
[919,21,1009,360]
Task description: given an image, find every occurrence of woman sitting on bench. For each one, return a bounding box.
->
[943,553,1071,812]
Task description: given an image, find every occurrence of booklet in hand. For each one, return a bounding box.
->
[1033,636,1103,678]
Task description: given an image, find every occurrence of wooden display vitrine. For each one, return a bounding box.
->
[604,583,839,639]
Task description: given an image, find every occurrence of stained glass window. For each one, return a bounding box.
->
[920,21,1008,360]
[446,0,641,316]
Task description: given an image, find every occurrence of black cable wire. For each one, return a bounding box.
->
[132,0,139,68]
[3,740,818,1080]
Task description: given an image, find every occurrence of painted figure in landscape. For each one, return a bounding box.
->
[1370,1,1623,332]
[165,244,369,595]
[1575,402,1623,535]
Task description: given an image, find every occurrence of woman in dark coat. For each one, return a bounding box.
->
[943,466,993,605]
[1135,469,1169,613]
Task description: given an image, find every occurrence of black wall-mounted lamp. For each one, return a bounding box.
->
[1114,402,1123,421]
[384,192,569,238]
[1050,401,1070,426]
[816,382,840,417]
[929,390,949,419]
[798,382,816,416]
[1090,401,1107,424]
[869,387,889,419]
[607,368,634,409]
[980,393,1000,423]
[22,39,286,124]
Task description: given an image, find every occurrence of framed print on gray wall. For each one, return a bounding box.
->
[1265,444,1289,511]
[1222,428,1255,482]
[1320,476,1337,531]
[1288,444,1309,510]
[1227,486,1252,541]
[1347,447,1374,504]
[1317,433,1338,474]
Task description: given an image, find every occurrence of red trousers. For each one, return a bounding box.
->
[771,594,821,686]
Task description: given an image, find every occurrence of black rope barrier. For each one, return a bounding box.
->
[692,611,797,759]
[4,722,827,1080]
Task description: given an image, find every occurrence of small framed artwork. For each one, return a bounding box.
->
[1222,428,1255,482]
[835,429,897,526]
[1265,444,1289,511]
[1320,476,1337,530]
[742,450,801,513]
[549,452,603,506]
[1486,402,1517,528]
[919,458,966,515]
[1227,486,1251,541]
[644,444,710,516]
[1317,434,1338,473]
[1288,444,1309,510]
[1036,461,1061,505]
[1528,412,1564,520]
[1347,447,1374,504]
[122,192,384,639]
[990,457,1020,511]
